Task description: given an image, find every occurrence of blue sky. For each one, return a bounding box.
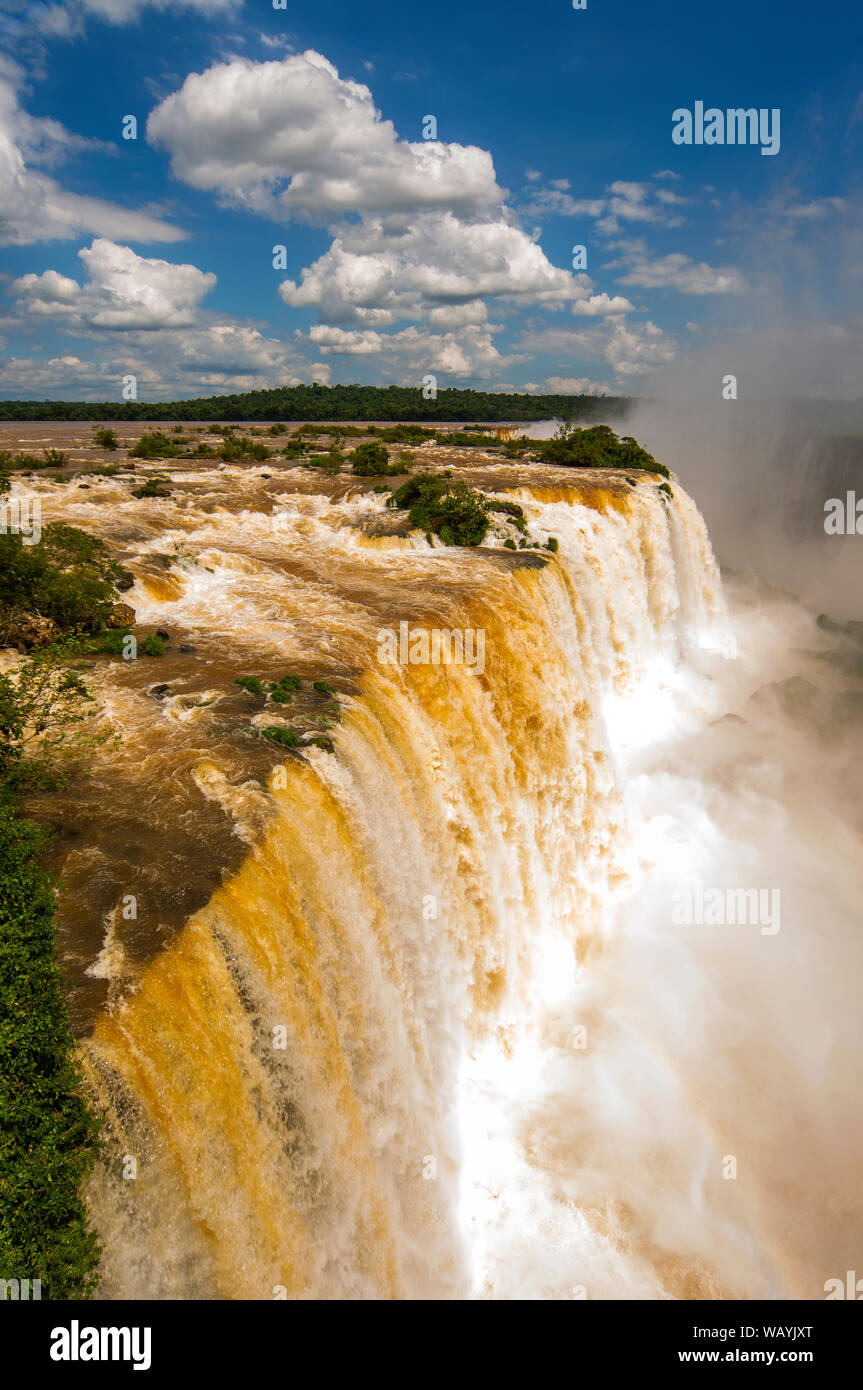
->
[0,0,860,400]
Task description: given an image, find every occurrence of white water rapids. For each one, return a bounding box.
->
[16,454,860,1299]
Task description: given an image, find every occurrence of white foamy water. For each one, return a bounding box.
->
[27,458,858,1300]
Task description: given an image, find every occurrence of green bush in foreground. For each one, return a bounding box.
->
[0,655,108,1297]
[0,803,102,1298]
[0,523,128,643]
[0,516,133,1298]
[0,658,114,793]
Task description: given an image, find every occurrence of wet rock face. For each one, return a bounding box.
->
[107,602,136,629]
[2,612,57,649]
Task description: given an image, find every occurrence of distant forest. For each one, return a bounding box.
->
[0,384,633,423]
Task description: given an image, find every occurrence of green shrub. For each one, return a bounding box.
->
[98,629,129,656]
[504,538,517,550]
[141,635,165,657]
[219,438,270,463]
[9,452,47,471]
[259,727,300,748]
[128,432,185,460]
[131,479,171,499]
[370,425,436,445]
[537,423,668,476]
[92,428,118,451]
[0,656,113,790]
[268,675,302,704]
[491,499,527,533]
[437,431,500,448]
[545,536,559,552]
[0,523,127,642]
[0,802,102,1298]
[0,650,112,1295]
[389,475,491,546]
[349,441,391,475]
[235,676,265,696]
[316,447,343,472]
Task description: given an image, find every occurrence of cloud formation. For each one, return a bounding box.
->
[12,238,216,328]
[148,52,503,220]
[145,51,640,380]
[611,241,749,295]
[0,58,183,246]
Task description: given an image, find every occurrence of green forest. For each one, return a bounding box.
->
[0,384,633,424]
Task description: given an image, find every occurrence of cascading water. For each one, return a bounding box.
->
[17,453,862,1300]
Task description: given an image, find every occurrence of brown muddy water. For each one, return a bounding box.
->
[3,420,861,1301]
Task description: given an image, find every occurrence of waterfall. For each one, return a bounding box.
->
[25,456,855,1301]
[71,475,743,1299]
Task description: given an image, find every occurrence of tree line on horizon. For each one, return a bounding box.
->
[0,383,633,424]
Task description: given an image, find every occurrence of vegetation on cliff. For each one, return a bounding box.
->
[388,475,492,546]
[0,522,129,649]
[537,423,669,476]
[0,803,103,1298]
[0,475,109,1298]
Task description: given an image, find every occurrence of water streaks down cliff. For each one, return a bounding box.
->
[21,452,860,1299]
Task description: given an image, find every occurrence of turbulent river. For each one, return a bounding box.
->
[10,430,863,1300]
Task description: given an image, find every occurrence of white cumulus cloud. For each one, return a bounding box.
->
[12,238,216,329]
[279,212,592,326]
[147,51,503,220]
